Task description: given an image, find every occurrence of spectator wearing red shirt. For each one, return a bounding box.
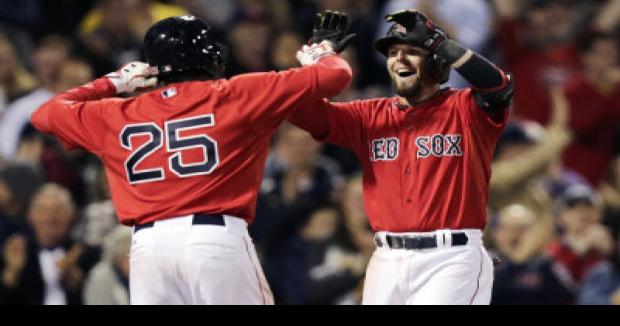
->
[547,184,614,283]
[562,32,620,186]
[493,0,582,124]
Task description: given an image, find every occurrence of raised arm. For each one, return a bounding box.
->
[387,10,514,113]
[31,62,157,152]
[286,11,361,146]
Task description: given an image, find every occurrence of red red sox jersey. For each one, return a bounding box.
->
[31,56,351,226]
[288,89,508,232]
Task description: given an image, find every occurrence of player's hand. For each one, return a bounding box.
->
[310,10,356,53]
[106,62,158,94]
[385,9,447,52]
[296,40,336,66]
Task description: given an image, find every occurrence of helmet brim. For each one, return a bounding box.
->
[374,36,402,56]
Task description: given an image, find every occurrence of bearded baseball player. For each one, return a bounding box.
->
[30,14,353,305]
[289,10,514,305]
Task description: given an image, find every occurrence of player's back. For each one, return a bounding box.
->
[32,54,351,227]
[98,78,290,226]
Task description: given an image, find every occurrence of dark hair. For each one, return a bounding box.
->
[559,184,600,209]
[0,164,44,214]
[578,31,619,54]
[18,123,42,143]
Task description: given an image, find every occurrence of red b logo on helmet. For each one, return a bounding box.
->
[394,24,407,36]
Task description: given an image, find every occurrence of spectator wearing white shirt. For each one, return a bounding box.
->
[0,36,71,160]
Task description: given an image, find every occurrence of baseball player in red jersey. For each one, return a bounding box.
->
[30,14,353,305]
[288,10,515,305]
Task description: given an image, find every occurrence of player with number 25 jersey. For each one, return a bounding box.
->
[30,15,352,305]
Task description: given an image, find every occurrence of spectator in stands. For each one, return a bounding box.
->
[83,225,131,305]
[0,184,97,305]
[251,124,343,303]
[492,0,585,124]
[579,231,620,305]
[0,164,43,231]
[271,205,366,305]
[271,30,304,71]
[561,32,620,186]
[491,204,575,304]
[547,184,614,284]
[79,0,141,75]
[72,164,117,247]
[0,35,70,160]
[0,34,37,112]
[489,88,576,215]
[601,156,620,234]
[173,0,236,29]
[225,13,273,76]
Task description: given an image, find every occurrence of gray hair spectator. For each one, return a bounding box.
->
[0,183,96,305]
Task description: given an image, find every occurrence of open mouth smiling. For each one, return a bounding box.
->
[396,68,416,78]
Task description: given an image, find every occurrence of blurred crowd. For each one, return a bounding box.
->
[0,0,620,305]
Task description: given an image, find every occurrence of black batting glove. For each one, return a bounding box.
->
[386,9,447,52]
[310,10,356,53]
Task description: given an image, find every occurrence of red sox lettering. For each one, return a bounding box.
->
[370,138,400,161]
[370,134,463,162]
[416,134,463,158]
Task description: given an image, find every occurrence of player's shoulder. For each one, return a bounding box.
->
[93,95,137,110]
[440,88,476,107]
[229,70,281,83]
[223,71,281,93]
[445,87,473,99]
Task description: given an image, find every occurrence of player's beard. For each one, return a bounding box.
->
[391,76,422,98]
[389,64,431,99]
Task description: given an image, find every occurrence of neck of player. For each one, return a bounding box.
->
[401,83,441,107]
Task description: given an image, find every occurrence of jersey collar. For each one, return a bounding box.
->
[392,87,452,111]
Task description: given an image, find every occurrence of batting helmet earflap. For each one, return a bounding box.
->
[144,15,225,79]
[375,22,450,84]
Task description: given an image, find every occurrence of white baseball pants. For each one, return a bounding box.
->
[362,229,493,305]
[129,215,273,305]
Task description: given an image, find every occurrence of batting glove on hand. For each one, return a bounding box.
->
[296,40,336,66]
[310,10,356,53]
[106,62,158,94]
[386,9,447,52]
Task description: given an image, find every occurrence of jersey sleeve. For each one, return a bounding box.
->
[228,55,351,133]
[287,98,366,151]
[30,78,116,155]
[458,89,509,137]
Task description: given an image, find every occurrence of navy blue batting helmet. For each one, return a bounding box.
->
[144,15,225,79]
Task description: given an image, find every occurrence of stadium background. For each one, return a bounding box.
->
[0,0,619,305]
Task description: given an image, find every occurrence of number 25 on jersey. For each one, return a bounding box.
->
[119,114,220,184]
